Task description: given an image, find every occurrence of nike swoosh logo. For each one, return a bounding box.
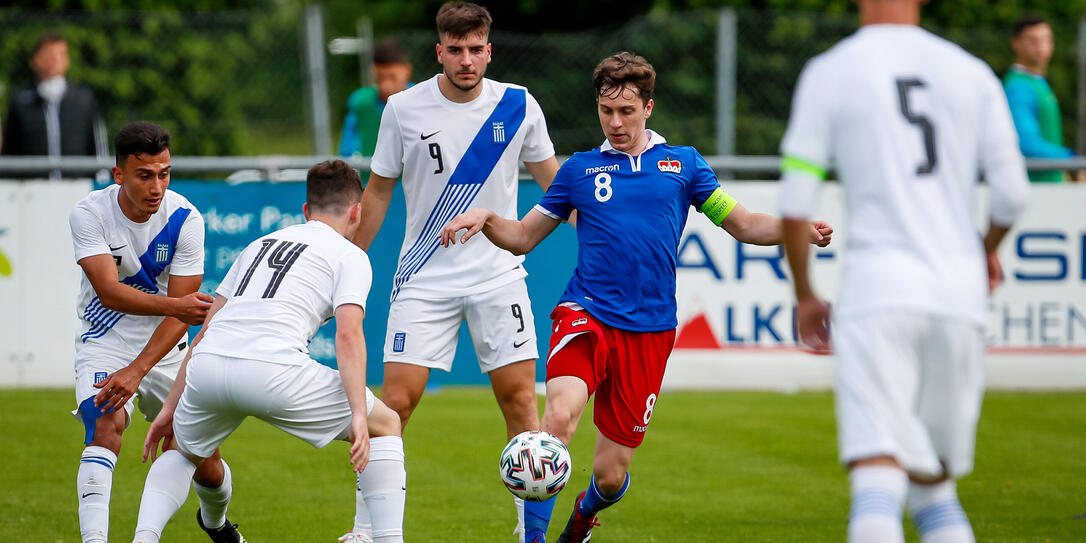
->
[421,131,440,140]
[82,492,102,498]
[513,339,532,349]
[108,244,127,251]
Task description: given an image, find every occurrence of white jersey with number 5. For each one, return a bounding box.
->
[196,220,372,366]
[370,75,555,301]
[778,25,1030,324]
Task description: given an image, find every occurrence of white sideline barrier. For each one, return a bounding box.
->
[0,180,1083,389]
[663,183,1086,390]
[0,180,89,387]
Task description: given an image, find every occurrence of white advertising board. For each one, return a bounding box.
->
[664,183,1086,390]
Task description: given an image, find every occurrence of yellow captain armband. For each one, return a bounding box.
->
[780,155,827,180]
[700,187,737,225]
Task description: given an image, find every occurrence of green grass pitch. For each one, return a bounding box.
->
[2,388,1084,542]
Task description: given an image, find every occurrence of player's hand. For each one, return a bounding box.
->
[986,250,1003,294]
[93,366,144,413]
[142,409,175,463]
[808,221,833,247]
[171,292,214,325]
[795,296,832,353]
[439,208,491,247]
[348,413,371,473]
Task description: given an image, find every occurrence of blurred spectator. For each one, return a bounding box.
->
[1003,14,1080,183]
[338,37,413,158]
[1,31,107,179]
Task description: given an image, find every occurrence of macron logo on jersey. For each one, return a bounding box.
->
[657,157,682,174]
[585,164,620,176]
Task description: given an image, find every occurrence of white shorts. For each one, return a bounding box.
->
[72,342,187,443]
[384,279,538,373]
[834,311,984,479]
[173,352,376,459]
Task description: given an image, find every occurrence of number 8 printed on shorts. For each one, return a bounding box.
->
[594,172,613,202]
[643,393,657,425]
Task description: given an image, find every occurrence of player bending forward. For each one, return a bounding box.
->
[132,160,406,543]
[441,52,832,542]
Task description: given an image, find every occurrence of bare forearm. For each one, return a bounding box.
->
[129,318,189,374]
[782,218,815,300]
[354,175,395,251]
[983,222,1011,254]
[98,286,179,317]
[732,213,784,246]
[481,213,537,255]
[336,332,368,416]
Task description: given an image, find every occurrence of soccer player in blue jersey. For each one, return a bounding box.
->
[441,52,832,542]
[69,121,241,543]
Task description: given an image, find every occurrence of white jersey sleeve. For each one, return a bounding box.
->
[518,91,556,164]
[977,70,1030,226]
[170,209,205,276]
[215,245,246,299]
[69,202,110,262]
[333,250,372,312]
[779,56,834,220]
[370,100,405,179]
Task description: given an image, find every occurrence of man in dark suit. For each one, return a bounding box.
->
[2,31,107,178]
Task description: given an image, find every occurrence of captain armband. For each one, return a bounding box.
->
[700,187,738,225]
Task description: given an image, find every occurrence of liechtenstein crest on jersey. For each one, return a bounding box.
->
[154,243,170,263]
[658,157,681,174]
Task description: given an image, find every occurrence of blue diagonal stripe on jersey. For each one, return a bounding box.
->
[390,87,527,301]
[80,207,192,342]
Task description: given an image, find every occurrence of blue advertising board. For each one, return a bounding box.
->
[159,178,577,386]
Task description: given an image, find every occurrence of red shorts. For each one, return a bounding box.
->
[546,305,676,448]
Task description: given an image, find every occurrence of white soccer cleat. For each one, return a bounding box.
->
[338,531,375,543]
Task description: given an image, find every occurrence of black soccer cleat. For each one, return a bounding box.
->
[556,491,600,543]
[197,508,247,543]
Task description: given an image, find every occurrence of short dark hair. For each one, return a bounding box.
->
[306,160,363,214]
[374,37,409,65]
[33,30,66,55]
[436,2,492,40]
[115,121,170,165]
[1013,14,1048,37]
[593,52,655,104]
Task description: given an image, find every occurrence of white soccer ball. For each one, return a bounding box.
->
[499,430,572,501]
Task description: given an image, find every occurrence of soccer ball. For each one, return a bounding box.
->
[499,430,572,501]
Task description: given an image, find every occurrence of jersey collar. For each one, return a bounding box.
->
[599,130,667,173]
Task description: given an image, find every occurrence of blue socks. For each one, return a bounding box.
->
[577,473,630,519]
[524,497,556,540]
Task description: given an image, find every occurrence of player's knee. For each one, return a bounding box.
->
[89,411,124,451]
[367,401,403,437]
[541,409,577,443]
[193,454,224,487]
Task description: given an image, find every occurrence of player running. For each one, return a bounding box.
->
[132,160,405,543]
[440,52,832,542]
[779,1,1031,541]
[69,121,239,543]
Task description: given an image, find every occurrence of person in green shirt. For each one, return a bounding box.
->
[339,38,413,158]
[1003,14,1077,183]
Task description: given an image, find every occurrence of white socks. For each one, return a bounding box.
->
[908,480,975,543]
[848,465,907,543]
[78,446,117,543]
[132,450,197,543]
[357,436,407,543]
[193,459,234,530]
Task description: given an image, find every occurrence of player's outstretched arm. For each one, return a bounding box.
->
[94,274,206,413]
[439,207,560,255]
[720,203,832,247]
[78,254,212,324]
[334,303,370,473]
[142,294,228,463]
[353,172,397,251]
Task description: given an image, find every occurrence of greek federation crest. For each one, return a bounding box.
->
[492,122,506,143]
[154,243,170,263]
[657,157,681,174]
